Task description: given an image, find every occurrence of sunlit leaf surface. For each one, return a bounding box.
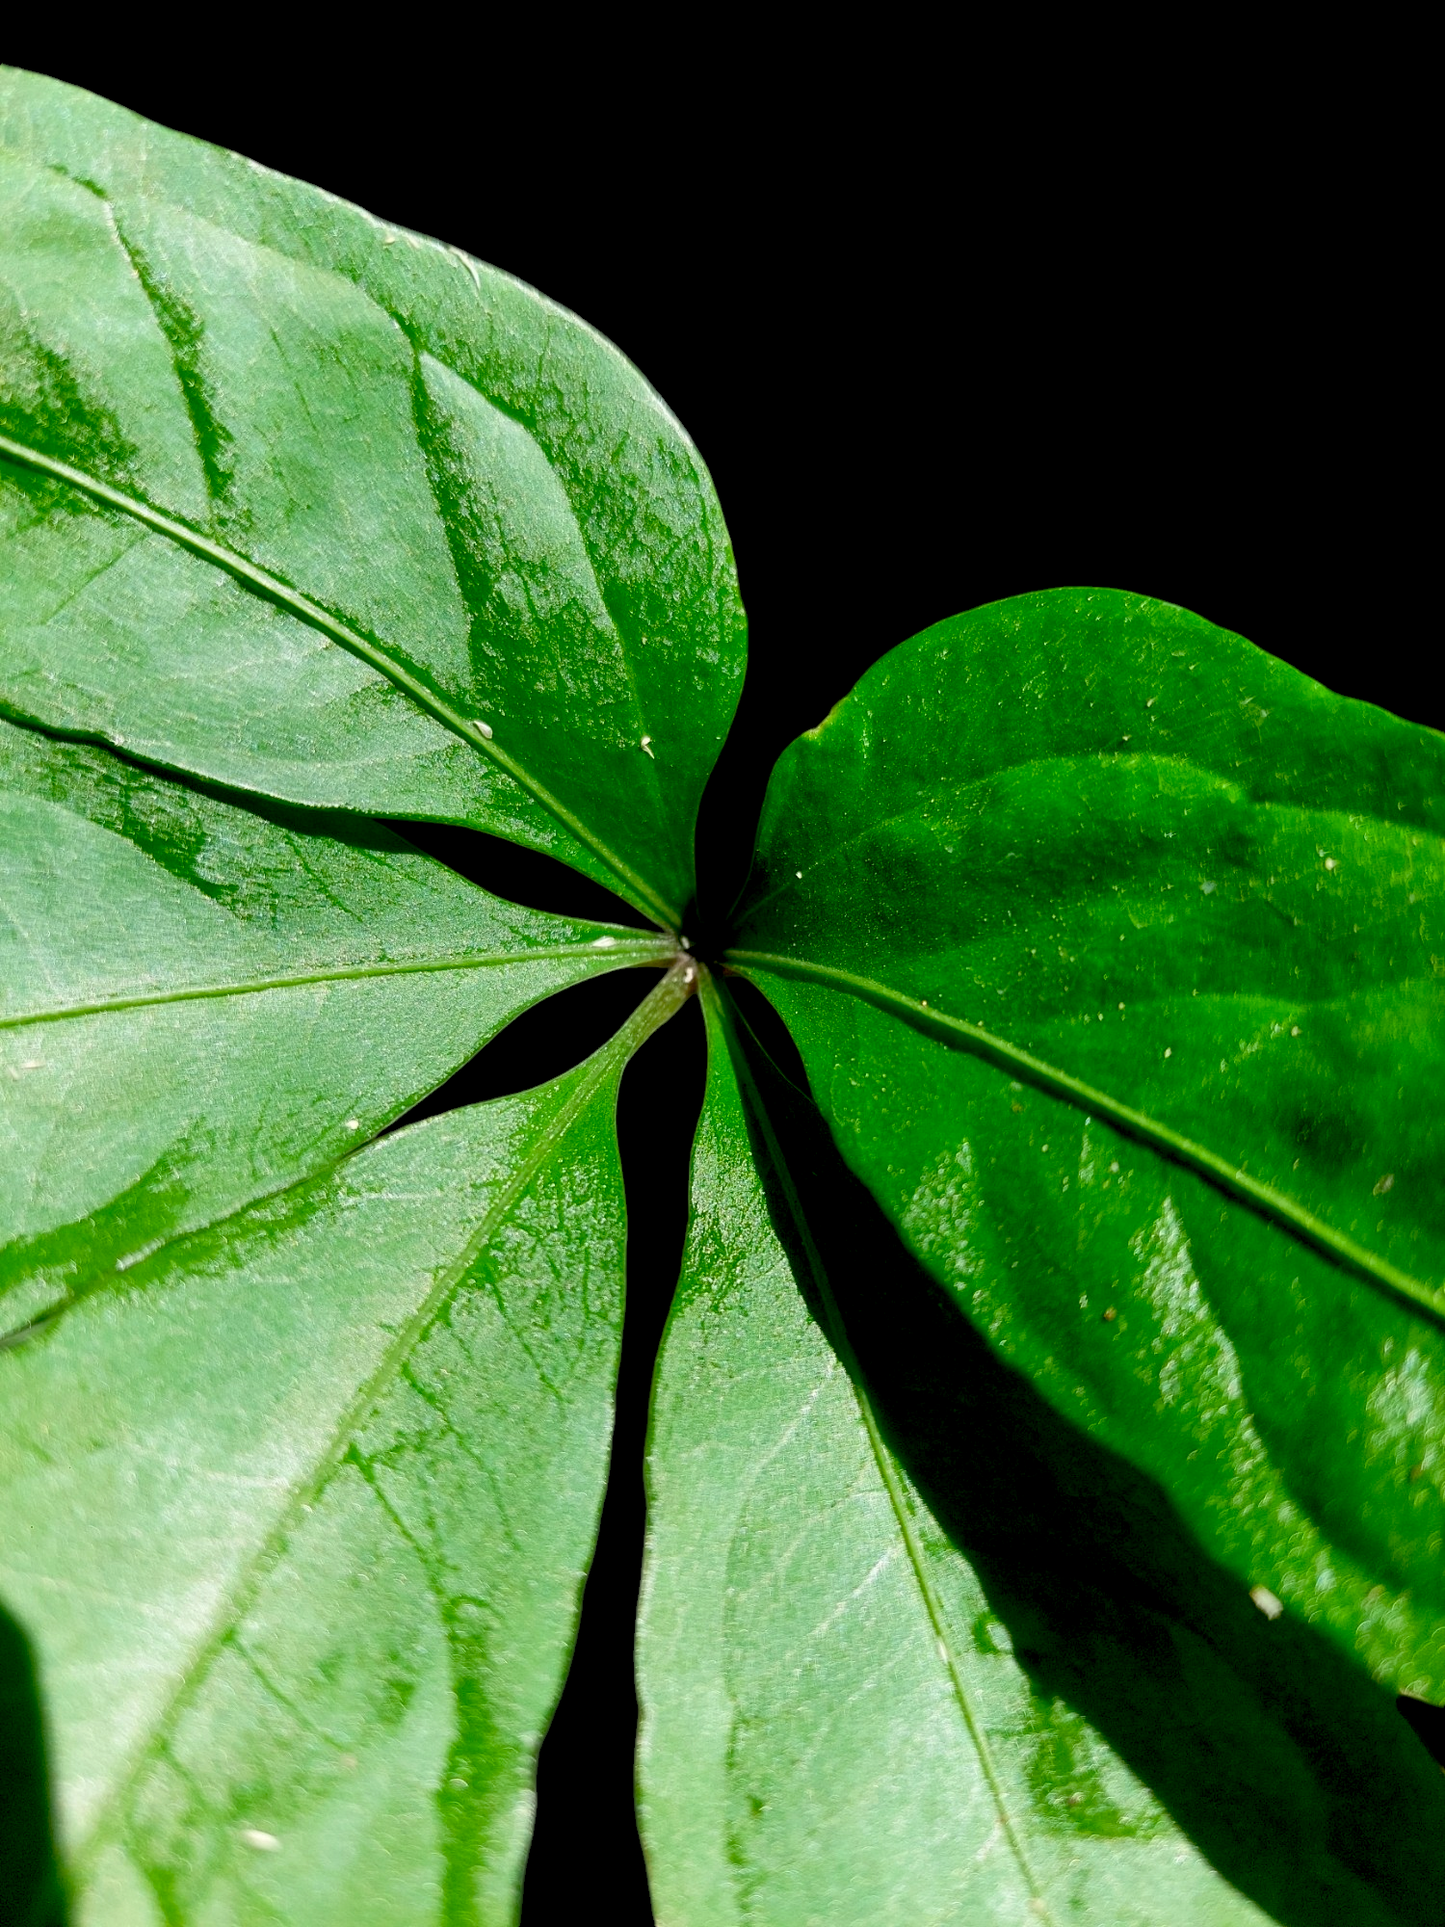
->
[0,67,744,926]
[733,590,1445,1701]
[1,981,688,1925]
[0,715,665,1339]
[639,983,1284,1925]
[2,68,1441,1927]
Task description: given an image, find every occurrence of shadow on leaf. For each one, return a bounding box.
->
[0,1601,66,1927]
[729,997,1445,1927]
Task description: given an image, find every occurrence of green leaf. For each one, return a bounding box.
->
[0,965,690,1925]
[642,981,1445,1923]
[639,979,1288,1924]
[5,66,1442,1924]
[0,714,666,1338]
[0,68,745,926]
[731,588,1445,1699]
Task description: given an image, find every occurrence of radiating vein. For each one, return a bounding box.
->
[0,939,669,1030]
[0,430,682,929]
[76,957,695,1872]
[726,948,1445,1326]
[711,977,1054,1921]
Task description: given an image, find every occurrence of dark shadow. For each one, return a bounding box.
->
[0,710,658,931]
[522,993,705,1925]
[0,1606,67,1927]
[1397,1696,1445,1772]
[384,965,663,1133]
[383,818,658,931]
[726,1000,1445,1927]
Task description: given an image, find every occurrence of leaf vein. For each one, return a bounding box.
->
[727,949,1445,1325]
[0,430,680,927]
[0,940,667,1030]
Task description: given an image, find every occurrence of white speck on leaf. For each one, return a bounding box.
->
[592,936,617,948]
[476,721,494,740]
[640,735,655,757]
[240,1829,281,1851]
[1251,1586,1283,1620]
[344,1119,360,1131]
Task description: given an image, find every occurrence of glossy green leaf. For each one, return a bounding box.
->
[0,714,666,1338]
[0,967,689,1925]
[639,981,1444,1925]
[0,68,745,927]
[732,588,1445,1700]
[3,66,1442,1926]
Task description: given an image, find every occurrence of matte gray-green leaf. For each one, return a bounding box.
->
[0,971,688,1925]
[0,715,664,1337]
[732,588,1445,1698]
[0,68,745,926]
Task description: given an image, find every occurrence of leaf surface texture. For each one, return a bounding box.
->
[0,716,662,1338]
[733,589,1445,1698]
[0,987,685,1924]
[639,985,1292,1924]
[0,68,745,925]
[2,66,1443,1927]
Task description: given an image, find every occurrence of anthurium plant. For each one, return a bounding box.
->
[1,66,1442,1927]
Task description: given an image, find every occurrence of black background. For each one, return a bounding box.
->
[3,41,1430,1924]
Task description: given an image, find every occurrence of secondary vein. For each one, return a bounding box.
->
[725,948,1445,1328]
[0,430,681,929]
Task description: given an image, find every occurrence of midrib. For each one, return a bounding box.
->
[0,939,668,1030]
[725,948,1445,1327]
[0,429,681,929]
[714,981,1054,1919]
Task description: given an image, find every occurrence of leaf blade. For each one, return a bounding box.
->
[0,968,691,1923]
[724,947,1443,1322]
[731,588,1445,1704]
[0,68,746,923]
[637,979,1285,1925]
[0,716,665,1337]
